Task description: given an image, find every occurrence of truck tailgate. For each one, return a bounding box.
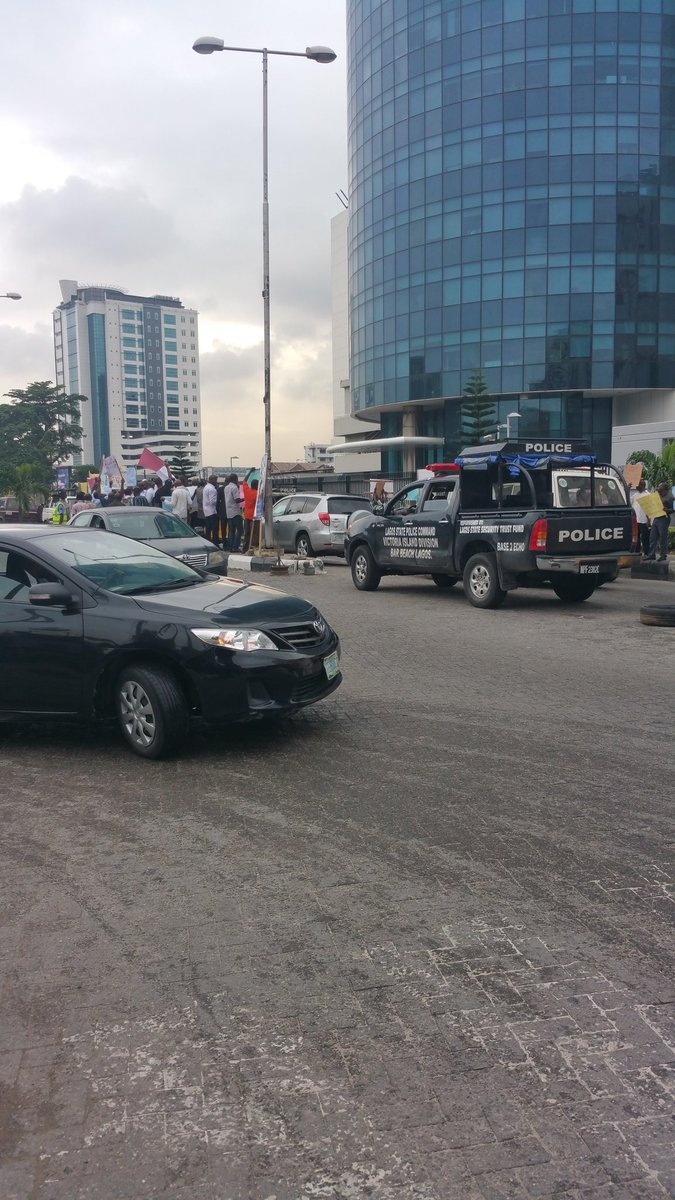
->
[546,511,633,554]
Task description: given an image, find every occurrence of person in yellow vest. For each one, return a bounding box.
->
[51,491,68,524]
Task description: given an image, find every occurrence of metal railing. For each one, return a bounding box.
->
[270,470,416,497]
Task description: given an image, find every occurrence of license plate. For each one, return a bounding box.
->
[580,563,601,575]
[323,650,340,680]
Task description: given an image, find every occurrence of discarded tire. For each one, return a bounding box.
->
[639,604,675,627]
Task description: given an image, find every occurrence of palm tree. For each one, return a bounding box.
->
[9,464,47,521]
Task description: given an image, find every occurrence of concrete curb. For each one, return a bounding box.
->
[225,553,325,575]
[631,559,672,582]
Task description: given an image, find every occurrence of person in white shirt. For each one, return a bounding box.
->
[170,478,191,523]
[223,474,243,551]
[203,475,219,544]
[143,479,157,504]
[630,479,651,557]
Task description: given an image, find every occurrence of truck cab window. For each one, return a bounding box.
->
[388,484,423,517]
[460,470,498,511]
[421,481,456,512]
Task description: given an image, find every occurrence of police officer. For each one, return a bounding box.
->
[51,491,68,524]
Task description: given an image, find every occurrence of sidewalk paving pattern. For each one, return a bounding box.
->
[0,572,673,1199]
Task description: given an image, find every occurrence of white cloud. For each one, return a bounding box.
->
[0,0,347,466]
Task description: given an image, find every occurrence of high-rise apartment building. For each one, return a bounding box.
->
[53,280,202,471]
[346,0,675,471]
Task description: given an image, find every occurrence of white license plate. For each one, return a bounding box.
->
[580,563,601,575]
[323,650,340,680]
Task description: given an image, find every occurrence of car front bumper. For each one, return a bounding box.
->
[187,635,342,721]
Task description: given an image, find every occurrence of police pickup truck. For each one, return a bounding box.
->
[345,441,637,609]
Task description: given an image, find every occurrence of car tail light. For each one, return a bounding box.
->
[318,512,331,526]
[529,518,548,552]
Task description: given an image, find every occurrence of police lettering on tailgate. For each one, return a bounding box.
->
[558,527,624,543]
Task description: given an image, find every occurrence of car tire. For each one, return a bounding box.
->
[639,604,675,628]
[551,578,597,603]
[295,532,313,558]
[463,553,506,609]
[115,665,189,759]
[431,574,458,589]
[351,544,381,591]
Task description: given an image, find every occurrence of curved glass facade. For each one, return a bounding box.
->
[347,0,675,465]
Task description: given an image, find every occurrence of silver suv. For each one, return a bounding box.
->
[272,493,372,557]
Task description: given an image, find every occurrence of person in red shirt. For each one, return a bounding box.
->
[241,479,259,554]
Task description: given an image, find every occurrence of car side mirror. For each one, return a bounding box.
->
[29,583,78,610]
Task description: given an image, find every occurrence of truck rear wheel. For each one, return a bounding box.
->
[552,578,597,603]
[463,553,506,609]
[351,545,381,591]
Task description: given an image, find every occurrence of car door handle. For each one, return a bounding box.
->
[438,517,450,524]
[403,520,415,526]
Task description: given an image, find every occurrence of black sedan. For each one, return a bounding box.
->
[68,506,229,575]
[0,525,341,759]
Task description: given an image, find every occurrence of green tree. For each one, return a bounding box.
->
[6,463,47,518]
[0,381,86,484]
[459,368,498,445]
[626,448,675,489]
[168,446,199,479]
[72,463,97,483]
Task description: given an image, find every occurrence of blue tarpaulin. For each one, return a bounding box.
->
[455,452,597,469]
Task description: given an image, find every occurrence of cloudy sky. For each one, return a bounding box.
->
[0,1,347,466]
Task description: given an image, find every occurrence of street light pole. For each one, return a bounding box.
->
[262,46,271,544]
[192,36,336,549]
[507,412,521,439]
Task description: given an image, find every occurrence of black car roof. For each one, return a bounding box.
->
[0,524,70,540]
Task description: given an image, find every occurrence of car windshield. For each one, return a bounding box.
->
[44,530,202,594]
[105,510,196,539]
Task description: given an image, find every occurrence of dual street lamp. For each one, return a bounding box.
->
[192,36,337,548]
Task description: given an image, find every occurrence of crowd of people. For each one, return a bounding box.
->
[57,474,261,553]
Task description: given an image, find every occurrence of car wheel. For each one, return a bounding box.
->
[639,604,675,628]
[551,579,597,603]
[431,574,458,589]
[295,532,313,558]
[351,544,381,591]
[463,553,506,609]
[115,665,189,759]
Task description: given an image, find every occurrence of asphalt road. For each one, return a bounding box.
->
[0,569,673,1200]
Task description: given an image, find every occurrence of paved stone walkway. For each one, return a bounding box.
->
[0,572,673,1198]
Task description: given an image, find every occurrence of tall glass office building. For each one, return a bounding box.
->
[347,0,675,470]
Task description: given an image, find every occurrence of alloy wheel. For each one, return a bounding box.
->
[469,564,491,598]
[354,553,368,584]
[119,680,156,748]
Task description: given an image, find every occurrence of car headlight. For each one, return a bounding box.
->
[207,550,228,565]
[191,627,278,651]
